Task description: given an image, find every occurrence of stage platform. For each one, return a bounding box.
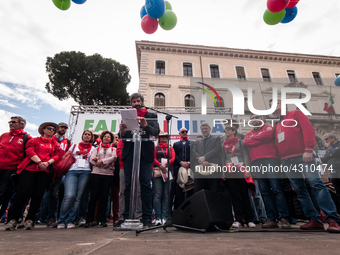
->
[1,222,339,254]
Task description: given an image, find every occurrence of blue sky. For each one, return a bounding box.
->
[1,0,340,137]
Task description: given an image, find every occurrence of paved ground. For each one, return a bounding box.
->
[1,222,340,255]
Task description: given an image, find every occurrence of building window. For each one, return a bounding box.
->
[236,66,246,80]
[210,65,220,78]
[214,96,224,107]
[155,61,165,75]
[261,68,271,82]
[185,94,195,107]
[154,93,165,107]
[287,70,297,82]
[183,63,193,77]
[312,72,323,85]
[335,73,340,78]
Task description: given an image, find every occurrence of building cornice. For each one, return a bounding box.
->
[136,41,340,73]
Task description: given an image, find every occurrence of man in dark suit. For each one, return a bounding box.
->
[119,93,159,227]
[192,122,222,193]
[172,127,193,210]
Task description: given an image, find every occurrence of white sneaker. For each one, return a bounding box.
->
[78,218,86,227]
[232,221,242,228]
[57,224,65,229]
[248,222,256,228]
[162,219,166,225]
[66,223,75,229]
[155,219,162,226]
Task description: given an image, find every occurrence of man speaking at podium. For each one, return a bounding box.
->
[119,93,160,227]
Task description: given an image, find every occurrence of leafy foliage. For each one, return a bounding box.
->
[45,51,131,105]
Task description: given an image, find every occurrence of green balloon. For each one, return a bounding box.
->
[52,0,71,11]
[158,10,177,30]
[165,1,172,10]
[263,9,286,25]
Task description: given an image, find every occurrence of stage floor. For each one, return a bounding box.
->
[1,222,339,254]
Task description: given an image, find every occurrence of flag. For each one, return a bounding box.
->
[323,92,334,114]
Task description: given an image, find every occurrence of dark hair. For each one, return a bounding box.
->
[225,126,238,135]
[82,130,94,143]
[130,93,144,103]
[11,116,26,127]
[100,130,114,143]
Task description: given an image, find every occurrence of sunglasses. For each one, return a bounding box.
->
[45,127,56,131]
[8,121,19,124]
[250,116,261,120]
[180,131,188,134]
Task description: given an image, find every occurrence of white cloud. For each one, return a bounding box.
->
[0,109,38,136]
[0,82,76,114]
[0,99,18,108]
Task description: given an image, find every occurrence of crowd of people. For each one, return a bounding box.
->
[1,93,340,233]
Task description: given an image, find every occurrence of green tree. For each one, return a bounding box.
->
[45,51,131,105]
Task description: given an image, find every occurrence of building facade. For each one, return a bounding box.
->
[135,40,340,147]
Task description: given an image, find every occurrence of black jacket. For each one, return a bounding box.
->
[119,111,159,163]
[321,141,340,171]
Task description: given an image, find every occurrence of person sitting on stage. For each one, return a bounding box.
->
[118,93,159,228]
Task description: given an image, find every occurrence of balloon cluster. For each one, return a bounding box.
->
[52,0,86,11]
[263,0,300,25]
[141,0,177,34]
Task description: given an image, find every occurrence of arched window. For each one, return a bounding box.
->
[214,96,224,107]
[154,93,165,107]
[185,94,195,107]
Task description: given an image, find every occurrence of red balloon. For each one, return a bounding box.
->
[141,15,158,34]
[267,0,290,13]
[286,0,299,8]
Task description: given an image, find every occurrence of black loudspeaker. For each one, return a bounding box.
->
[172,189,233,231]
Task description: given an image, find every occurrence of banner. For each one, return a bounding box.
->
[72,113,231,144]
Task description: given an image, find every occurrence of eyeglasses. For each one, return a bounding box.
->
[59,126,68,129]
[324,138,330,141]
[180,131,188,134]
[250,116,261,120]
[8,121,19,124]
[45,127,56,131]
[225,127,236,131]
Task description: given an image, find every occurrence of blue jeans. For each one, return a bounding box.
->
[152,177,170,220]
[58,170,90,225]
[282,156,340,224]
[248,179,267,222]
[253,158,290,221]
[123,148,153,222]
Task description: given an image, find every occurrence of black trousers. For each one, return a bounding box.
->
[331,175,340,207]
[0,169,16,218]
[194,178,222,193]
[86,174,113,223]
[10,170,52,222]
[224,172,253,223]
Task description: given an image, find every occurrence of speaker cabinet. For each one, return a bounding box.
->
[172,189,233,231]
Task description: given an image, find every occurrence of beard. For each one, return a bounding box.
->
[58,130,66,136]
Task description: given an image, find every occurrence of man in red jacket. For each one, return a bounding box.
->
[0,116,32,221]
[244,114,290,229]
[274,100,340,232]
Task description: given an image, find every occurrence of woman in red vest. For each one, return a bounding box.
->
[5,122,61,231]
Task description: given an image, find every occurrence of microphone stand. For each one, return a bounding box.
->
[136,106,190,235]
